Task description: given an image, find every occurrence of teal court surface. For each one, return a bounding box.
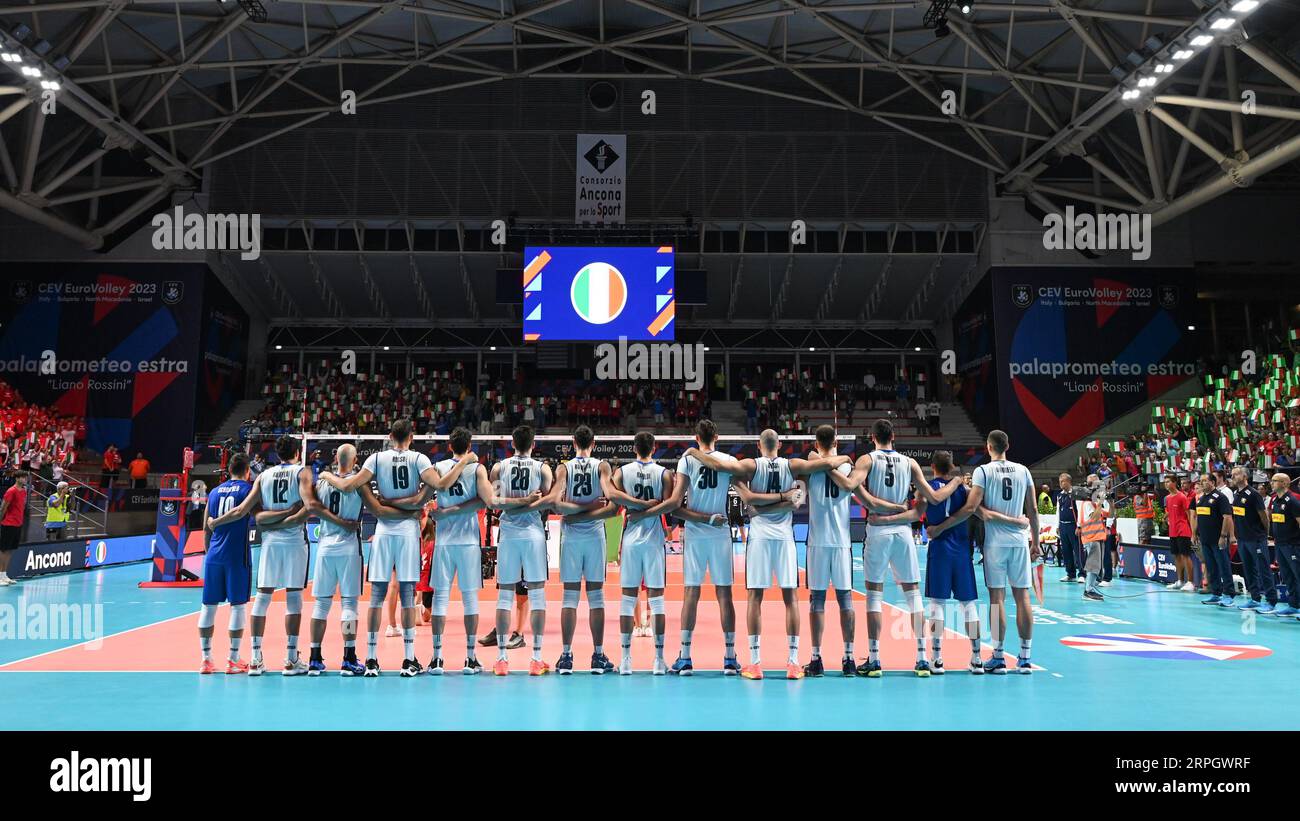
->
[0,544,1291,731]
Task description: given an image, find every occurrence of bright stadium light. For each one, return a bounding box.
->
[1231,0,1258,12]
[1210,14,1236,29]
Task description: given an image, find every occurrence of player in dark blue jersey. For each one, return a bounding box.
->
[198,453,255,675]
[870,450,1024,674]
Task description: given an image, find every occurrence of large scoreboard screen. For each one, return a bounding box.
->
[521,246,675,342]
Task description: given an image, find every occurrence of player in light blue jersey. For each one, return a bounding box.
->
[319,418,477,677]
[689,428,838,680]
[928,430,1039,674]
[606,431,681,675]
[665,419,741,675]
[208,434,321,676]
[198,453,254,675]
[546,425,622,675]
[487,425,553,676]
[847,419,964,678]
[307,443,412,676]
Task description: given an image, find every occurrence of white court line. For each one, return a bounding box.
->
[0,608,200,670]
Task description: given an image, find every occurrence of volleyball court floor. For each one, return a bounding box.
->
[0,544,1294,730]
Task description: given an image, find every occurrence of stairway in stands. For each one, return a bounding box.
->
[710,400,749,433]
[197,398,267,461]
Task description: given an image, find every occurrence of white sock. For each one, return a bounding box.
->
[787,635,799,664]
[724,631,736,660]
[748,635,760,665]
[199,636,212,661]
[680,630,692,660]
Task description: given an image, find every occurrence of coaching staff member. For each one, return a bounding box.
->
[1267,474,1300,617]
[1231,466,1274,613]
[1055,473,1081,583]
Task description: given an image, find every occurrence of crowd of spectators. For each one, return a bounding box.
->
[241,363,713,442]
[0,380,84,482]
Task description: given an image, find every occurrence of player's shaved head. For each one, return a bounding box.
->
[336,443,356,471]
[759,428,780,455]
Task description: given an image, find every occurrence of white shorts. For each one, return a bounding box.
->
[313,551,363,599]
[983,543,1032,590]
[433,543,483,592]
[368,533,421,583]
[497,536,548,585]
[745,539,798,589]
[684,535,733,587]
[619,540,665,589]
[257,534,309,590]
[806,545,852,591]
[560,534,607,584]
[864,526,920,585]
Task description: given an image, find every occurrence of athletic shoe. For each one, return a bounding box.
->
[668,656,694,676]
[1098,580,1111,587]
[1058,576,1077,584]
[802,656,825,678]
[620,657,633,676]
[982,656,1008,675]
[528,658,549,676]
[1256,603,1276,615]
[1016,656,1033,675]
[931,659,946,675]
[493,659,509,676]
[556,652,575,675]
[463,658,483,675]
[786,663,804,680]
[1165,581,1182,590]
[427,657,445,676]
[1219,596,1238,608]
[307,659,327,677]
[591,652,615,675]
[340,658,365,677]
[1083,590,1104,601]
[283,658,309,677]
[506,632,525,649]
[914,660,932,677]
[855,659,882,678]
[385,625,401,638]
[652,657,668,676]
[1238,600,1261,611]
[1181,582,1196,592]
[226,658,249,675]
[400,658,423,677]
[248,658,265,677]
[1271,605,1298,617]
[199,659,217,675]
[723,657,742,676]
[1201,595,1224,605]
[478,628,499,647]
[968,658,985,675]
[740,663,763,680]
[363,659,381,677]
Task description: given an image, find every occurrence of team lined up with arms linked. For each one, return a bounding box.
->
[197,416,1041,679]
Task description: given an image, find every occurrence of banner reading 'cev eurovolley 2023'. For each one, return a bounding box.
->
[964,268,1196,466]
[0,264,206,459]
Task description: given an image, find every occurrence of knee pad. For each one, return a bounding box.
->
[398,581,415,609]
[834,589,853,611]
[251,591,273,618]
[809,590,827,613]
[369,580,389,605]
[311,596,332,622]
[340,597,358,624]
[906,589,923,614]
[866,589,884,613]
[562,588,581,609]
[197,604,217,630]
[284,590,303,616]
[497,588,515,611]
[960,600,980,623]
[462,595,479,617]
[648,595,665,616]
[527,586,546,612]
[620,595,637,618]
[586,588,604,610]
[925,599,946,622]
[228,603,247,631]
[432,589,451,617]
